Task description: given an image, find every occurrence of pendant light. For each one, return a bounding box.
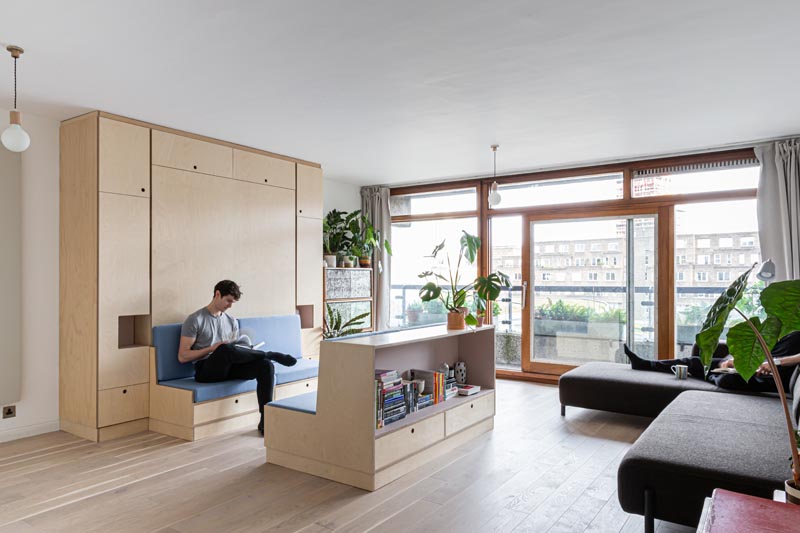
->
[1,45,30,153]
[487,144,501,207]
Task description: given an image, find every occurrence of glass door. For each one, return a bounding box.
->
[522,214,656,373]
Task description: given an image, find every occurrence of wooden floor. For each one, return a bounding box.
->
[0,381,694,533]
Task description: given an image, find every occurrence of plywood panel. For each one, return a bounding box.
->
[193,391,258,425]
[297,216,323,355]
[151,166,296,326]
[59,114,98,429]
[0,146,21,406]
[97,418,149,441]
[98,383,149,427]
[233,149,295,189]
[98,193,150,389]
[99,117,150,197]
[374,413,444,470]
[152,130,232,178]
[297,165,323,219]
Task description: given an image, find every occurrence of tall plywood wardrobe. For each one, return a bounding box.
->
[60,112,323,442]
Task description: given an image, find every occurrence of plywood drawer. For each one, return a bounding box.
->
[152,130,232,178]
[274,378,318,401]
[296,164,323,218]
[98,383,149,427]
[194,391,258,425]
[445,392,494,436]
[233,149,295,189]
[375,413,444,470]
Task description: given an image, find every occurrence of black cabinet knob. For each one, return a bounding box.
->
[235,399,239,404]
[141,188,146,193]
[193,165,197,170]
[411,428,415,434]
[122,389,127,394]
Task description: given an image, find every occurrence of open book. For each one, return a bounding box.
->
[234,334,265,350]
[709,367,737,374]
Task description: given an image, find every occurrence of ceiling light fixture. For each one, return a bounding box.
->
[2,45,30,153]
[488,144,501,207]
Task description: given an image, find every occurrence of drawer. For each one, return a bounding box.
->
[98,383,149,427]
[233,149,295,189]
[194,391,258,425]
[375,413,444,470]
[445,392,494,436]
[274,378,318,401]
[152,130,232,178]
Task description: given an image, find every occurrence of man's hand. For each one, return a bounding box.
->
[719,359,735,369]
[208,341,225,354]
[756,361,772,376]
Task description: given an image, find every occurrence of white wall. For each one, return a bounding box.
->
[323,178,361,215]
[0,111,60,442]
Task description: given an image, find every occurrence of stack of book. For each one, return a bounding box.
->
[445,374,458,401]
[416,391,434,410]
[408,369,447,404]
[402,380,421,414]
[375,369,407,428]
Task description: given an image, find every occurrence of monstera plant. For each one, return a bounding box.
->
[696,266,800,493]
[418,231,510,329]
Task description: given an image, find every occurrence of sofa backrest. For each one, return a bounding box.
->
[152,314,304,382]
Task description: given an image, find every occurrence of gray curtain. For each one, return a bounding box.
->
[756,139,800,281]
[361,186,392,331]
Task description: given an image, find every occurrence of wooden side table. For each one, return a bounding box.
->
[697,488,800,532]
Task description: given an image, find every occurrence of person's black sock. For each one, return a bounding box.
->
[257,414,264,436]
[266,352,297,367]
[624,344,654,371]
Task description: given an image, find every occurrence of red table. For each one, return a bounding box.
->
[698,488,800,532]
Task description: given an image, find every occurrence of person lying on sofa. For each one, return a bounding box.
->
[624,331,800,392]
[177,279,297,435]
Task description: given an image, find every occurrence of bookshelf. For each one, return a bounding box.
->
[265,324,496,491]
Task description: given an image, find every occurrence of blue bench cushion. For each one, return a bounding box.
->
[269,391,317,414]
[274,357,318,385]
[153,323,193,382]
[164,377,257,403]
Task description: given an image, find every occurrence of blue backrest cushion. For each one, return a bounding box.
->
[239,315,303,359]
[153,323,195,382]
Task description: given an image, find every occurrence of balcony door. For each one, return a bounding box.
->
[521,212,657,375]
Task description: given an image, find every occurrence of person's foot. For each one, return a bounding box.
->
[624,344,654,371]
[257,416,264,436]
[268,352,298,367]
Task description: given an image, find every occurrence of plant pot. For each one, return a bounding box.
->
[407,310,420,325]
[786,480,800,504]
[342,258,354,268]
[323,255,337,268]
[476,315,485,327]
[359,256,372,268]
[447,310,466,330]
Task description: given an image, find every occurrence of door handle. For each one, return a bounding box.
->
[521,281,527,310]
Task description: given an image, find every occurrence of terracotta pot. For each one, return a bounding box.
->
[476,315,485,327]
[447,310,466,330]
[786,480,800,504]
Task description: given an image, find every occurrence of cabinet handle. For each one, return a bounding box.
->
[235,399,239,404]
[141,187,146,193]
[305,383,309,387]
[193,165,197,170]
[470,404,474,408]
[299,209,303,213]
[122,389,127,394]
[411,428,415,434]
[264,179,268,183]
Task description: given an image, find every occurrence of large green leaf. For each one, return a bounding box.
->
[460,231,481,264]
[383,238,393,256]
[695,266,753,371]
[474,272,512,301]
[464,313,478,326]
[452,289,467,309]
[419,282,442,302]
[761,280,800,337]
[727,316,782,382]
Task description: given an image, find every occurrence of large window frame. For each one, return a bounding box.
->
[390,148,758,383]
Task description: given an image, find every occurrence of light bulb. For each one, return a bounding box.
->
[488,181,502,207]
[757,259,776,281]
[1,123,30,152]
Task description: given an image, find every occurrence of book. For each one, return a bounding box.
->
[457,384,481,396]
[709,367,738,374]
[233,334,265,350]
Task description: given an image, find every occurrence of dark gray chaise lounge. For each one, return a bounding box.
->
[558,361,798,532]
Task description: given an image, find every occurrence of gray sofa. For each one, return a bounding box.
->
[558,361,798,531]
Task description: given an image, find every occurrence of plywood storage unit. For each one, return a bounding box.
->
[265,325,496,490]
[60,115,152,442]
[297,165,324,359]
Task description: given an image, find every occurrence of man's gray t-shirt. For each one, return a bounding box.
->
[180,307,239,358]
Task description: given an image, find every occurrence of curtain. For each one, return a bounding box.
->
[756,139,800,281]
[361,186,392,331]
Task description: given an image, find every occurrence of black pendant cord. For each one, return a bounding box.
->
[13,56,17,110]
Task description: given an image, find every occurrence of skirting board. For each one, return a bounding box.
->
[266,417,494,491]
[0,420,60,444]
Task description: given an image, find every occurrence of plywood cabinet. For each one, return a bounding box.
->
[297,164,323,217]
[152,130,233,178]
[234,149,296,189]
[99,117,150,197]
[297,216,323,357]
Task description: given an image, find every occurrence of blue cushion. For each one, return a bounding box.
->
[153,323,195,382]
[274,357,319,385]
[238,315,303,359]
[269,391,317,414]
[162,377,257,403]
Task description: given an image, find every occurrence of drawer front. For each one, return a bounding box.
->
[98,383,149,427]
[445,392,495,436]
[233,149,295,189]
[375,413,444,470]
[152,130,232,178]
[99,118,150,197]
[274,378,318,401]
[194,391,258,425]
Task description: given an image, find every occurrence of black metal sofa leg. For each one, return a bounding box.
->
[644,488,655,533]
[560,404,565,416]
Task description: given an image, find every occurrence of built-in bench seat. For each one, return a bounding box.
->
[148,314,319,441]
[269,391,318,415]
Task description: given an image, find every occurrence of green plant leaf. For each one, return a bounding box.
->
[452,289,467,309]
[419,282,442,302]
[695,266,753,372]
[384,239,392,256]
[727,316,783,382]
[464,313,478,326]
[460,231,480,264]
[761,280,800,338]
[430,239,446,258]
[475,272,512,301]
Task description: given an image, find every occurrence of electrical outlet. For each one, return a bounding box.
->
[2,405,15,419]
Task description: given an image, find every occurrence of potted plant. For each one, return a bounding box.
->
[696,266,800,502]
[347,211,392,268]
[323,209,354,267]
[323,303,370,338]
[406,301,423,325]
[418,231,510,330]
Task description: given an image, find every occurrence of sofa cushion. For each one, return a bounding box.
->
[153,323,195,382]
[274,357,319,385]
[559,362,722,418]
[163,377,256,403]
[618,390,790,527]
[268,391,317,414]
[239,315,303,359]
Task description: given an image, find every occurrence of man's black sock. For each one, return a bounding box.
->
[258,414,264,436]
[624,344,654,371]
[266,352,298,367]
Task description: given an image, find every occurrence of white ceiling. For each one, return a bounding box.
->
[2,1,799,185]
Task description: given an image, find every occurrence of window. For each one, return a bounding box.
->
[719,238,733,248]
[588,272,598,281]
[676,255,687,265]
[564,258,572,267]
[390,187,476,216]
[677,271,685,281]
[559,244,569,253]
[696,272,708,281]
[644,256,650,265]
[591,257,603,266]
[697,239,711,248]
[575,258,585,267]
[605,272,616,281]
[632,161,759,198]
[676,239,686,248]
[590,243,602,251]
[494,172,623,209]
[717,271,731,282]
[741,237,755,247]
[608,242,619,251]
[575,243,586,252]
[725,254,732,265]
[541,272,551,281]
[713,254,721,265]
[697,255,710,265]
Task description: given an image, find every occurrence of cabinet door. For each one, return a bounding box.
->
[297,216,323,356]
[297,165,323,218]
[99,118,150,197]
[98,193,150,390]
[152,130,232,178]
[233,149,296,189]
